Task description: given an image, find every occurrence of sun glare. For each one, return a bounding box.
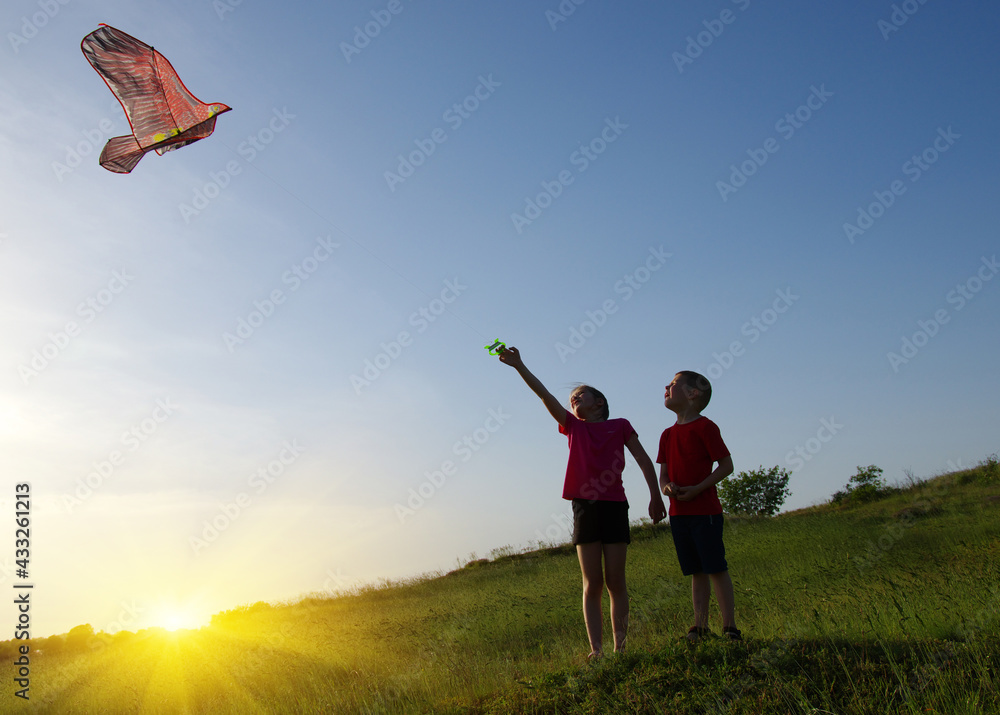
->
[149,603,206,632]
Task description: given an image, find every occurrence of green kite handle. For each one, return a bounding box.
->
[484,339,506,356]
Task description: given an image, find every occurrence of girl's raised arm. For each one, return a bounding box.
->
[498,346,567,427]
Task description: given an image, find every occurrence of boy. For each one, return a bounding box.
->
[657,371,741,642]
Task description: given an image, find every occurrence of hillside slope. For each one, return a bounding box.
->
[4,465,999,713]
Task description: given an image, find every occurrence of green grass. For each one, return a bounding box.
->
[5,463,1000,713]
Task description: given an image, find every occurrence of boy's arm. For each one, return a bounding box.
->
[497,346,567,427]
[675,454,734,501]
[626,434,666,524]
[659,463,678,497]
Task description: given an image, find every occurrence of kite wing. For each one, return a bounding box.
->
[81,24,231,173]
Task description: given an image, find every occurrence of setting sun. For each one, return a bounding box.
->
[148,603,207,632]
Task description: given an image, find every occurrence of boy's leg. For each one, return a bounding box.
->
[602,542,629,651]
[691,572,711,629]
[709,570,736,630]
[576,542,605,655]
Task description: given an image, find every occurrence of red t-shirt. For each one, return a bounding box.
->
[656,417,730,516]
[558,412,634,502]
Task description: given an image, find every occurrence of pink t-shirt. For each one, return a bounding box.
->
[656,416,730,516]
[558,412,635,502]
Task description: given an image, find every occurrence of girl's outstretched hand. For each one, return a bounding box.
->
[498,345,523,368]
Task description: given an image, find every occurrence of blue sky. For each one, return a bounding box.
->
[1,0,998,636]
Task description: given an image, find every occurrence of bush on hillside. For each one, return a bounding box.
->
[981,453,999,482]
[718,465,791,516]
[831,464,887,504]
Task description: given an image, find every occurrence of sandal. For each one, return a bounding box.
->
[723,626,743,641]
[686,626,711,643]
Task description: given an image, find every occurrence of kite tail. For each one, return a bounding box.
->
[100,135,147,174]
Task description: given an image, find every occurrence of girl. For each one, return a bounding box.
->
[498,346,666,658]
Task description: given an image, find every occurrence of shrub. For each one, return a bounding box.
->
[980,453,999,483]
[718,465,791,516]
[831,465,887,504]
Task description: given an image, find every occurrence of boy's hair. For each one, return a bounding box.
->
[570,384,610,421]
[676,371,712,411]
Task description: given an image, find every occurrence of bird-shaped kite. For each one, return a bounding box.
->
[81,24,231,174]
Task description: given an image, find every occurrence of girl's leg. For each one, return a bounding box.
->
[602,542,629,651]
[577,542,605,656]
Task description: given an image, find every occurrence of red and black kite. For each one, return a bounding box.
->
[81,24,231,174]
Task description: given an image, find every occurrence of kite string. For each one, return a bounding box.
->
[216,139,492,345]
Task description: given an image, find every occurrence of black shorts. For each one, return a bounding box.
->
[669,514,728,575]
[571,499,630,545]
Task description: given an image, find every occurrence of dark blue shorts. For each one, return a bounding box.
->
[669,514,728,575]
[572,499,630,545]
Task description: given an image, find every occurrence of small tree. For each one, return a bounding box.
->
[65,624,95,652]
[718,465,792,516]
[831,465,886,504]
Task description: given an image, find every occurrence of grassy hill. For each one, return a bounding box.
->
[5,461,1000,713]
